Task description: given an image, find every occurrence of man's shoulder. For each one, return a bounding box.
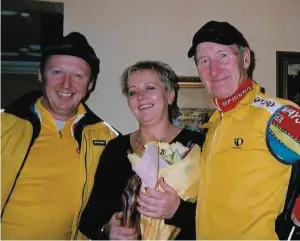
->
[1,112,33,138]
[83,117,120,134]
[81,119,121,143]
[1,111,29,125]
[251,92,298,115]
[79,104,121,136]
[5,90,41,115]
[258,93,300,165]
[266,93,298,106]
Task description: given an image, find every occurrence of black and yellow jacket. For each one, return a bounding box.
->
[1,91,119,239]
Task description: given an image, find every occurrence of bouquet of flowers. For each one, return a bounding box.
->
[127,140,201,240]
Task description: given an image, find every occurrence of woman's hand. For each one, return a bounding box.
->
[108,212,139,240]
[137,178,180,219]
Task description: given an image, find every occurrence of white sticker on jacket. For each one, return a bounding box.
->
[252,96,283,114]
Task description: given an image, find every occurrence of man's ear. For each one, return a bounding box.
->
[88,79,95,91]
[243,48,251,70]
[38,68,43,83]
[168,89,175,105]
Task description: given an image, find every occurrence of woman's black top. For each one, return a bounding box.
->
[79,128,205,240]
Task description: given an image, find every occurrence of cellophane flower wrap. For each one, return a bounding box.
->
[127,141,201,240]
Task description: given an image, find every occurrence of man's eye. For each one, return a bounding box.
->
[53,70,62,75]
[74,73,83,79]
[218,52,229,59]
[198,58,210,66]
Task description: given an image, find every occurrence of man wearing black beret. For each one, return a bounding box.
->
[1,32,119,239]
[188,20,300,240]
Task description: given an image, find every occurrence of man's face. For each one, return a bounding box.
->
[195,42,250,99]
[39,55,93,120]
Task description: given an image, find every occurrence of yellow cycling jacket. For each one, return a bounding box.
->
[197,80,298,240]
[1,92,119,240]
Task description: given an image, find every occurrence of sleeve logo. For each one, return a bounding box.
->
[266,105,300,164]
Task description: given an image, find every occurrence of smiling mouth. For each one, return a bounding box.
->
[58,92,72,98]
[211,77,229,82]
[139,104,153,110]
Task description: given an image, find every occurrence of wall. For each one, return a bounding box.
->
[39,0,300,133]
[1,74,42,108]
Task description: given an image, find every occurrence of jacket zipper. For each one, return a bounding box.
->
[198,111,223,236]
[72,135,88,239]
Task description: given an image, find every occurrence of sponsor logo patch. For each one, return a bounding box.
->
[272,105,300,139]
[212,79,253,112]
[252,96,282,114]
[233,138,244,149]
[266,105,300,164]
[93,140,107,146]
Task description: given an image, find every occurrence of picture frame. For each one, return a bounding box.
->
[1,0,64,75]
[276,51,300,105]
[173,107,214,132]
[178,76,203,88]
[174,76,214,132]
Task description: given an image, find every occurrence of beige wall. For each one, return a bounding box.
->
[40,0,300,133]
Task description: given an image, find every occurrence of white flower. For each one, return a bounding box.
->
[170,142,190,157]
[157,141,193,165]
[172,149,182,163]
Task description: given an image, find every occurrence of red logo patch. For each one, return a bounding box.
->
[271,105,300,142]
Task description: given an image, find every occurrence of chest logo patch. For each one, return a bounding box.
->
[93,140,107,146]
[234,138,244,149]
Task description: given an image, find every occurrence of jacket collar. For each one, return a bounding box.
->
[208,79,262,122]
[5,90,43,120]
[5,90,102,124]
[211,79,254,112]
[4,90,105,144]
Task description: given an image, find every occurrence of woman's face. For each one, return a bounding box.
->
[127,70,174,125]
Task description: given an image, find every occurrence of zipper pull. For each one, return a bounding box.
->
[59,131,62,138]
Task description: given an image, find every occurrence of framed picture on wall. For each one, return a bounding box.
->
[1,0,64,108]
[173,76,214,132]
[276,51,300,105]
[1,0,64,75]
[178,76,203,88]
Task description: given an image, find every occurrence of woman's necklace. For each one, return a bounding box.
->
[135,134,145,152]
